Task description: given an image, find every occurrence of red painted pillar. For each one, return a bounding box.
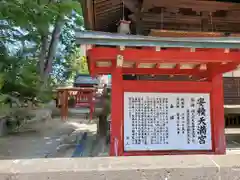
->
[110,67,123,156]
[211,74,226,154]
[60,90,68,121]
[64,90,69,121]
[60,91,65,120]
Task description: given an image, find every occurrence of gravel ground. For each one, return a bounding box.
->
[0,115,98,160]
[1,109,240,160]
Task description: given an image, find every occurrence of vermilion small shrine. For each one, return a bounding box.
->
[78,0,240,156]
[56,87,96,121]
[56,75,98,120]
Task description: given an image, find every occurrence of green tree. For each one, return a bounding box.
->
[79,56,89,74]
[0,0,84,88]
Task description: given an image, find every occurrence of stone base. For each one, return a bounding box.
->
[1,155,240,180]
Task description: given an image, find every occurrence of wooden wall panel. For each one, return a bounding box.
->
[224,77,240,105]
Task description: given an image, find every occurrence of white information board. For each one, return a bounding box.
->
[124,92,212,151]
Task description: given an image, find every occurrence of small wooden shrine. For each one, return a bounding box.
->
[55,74,99,121]
[56,87,96,121]
[76,31,240,156]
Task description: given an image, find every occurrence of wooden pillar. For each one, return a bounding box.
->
[110,67,123,156]
[211,74,226,154]
[89,91,94,121]
[56,92,59,108]
[63,90,69,121]
[76,91,79,104]
[82,0,94,30]
[135,2,145,35]
[60,91,65,120]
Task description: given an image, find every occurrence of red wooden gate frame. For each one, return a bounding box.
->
[56,87,96,121]
[111,73,225,156]
[87,46,240,156]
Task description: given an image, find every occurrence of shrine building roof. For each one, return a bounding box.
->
[75,31,240,79]
[73,74,99,86]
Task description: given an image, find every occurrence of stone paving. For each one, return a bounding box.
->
[1,155,240,180]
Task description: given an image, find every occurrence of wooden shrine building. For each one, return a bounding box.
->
[81,0,240,105]
[77,0,240,156]
[76,31,240,156]
[82,0,240,34]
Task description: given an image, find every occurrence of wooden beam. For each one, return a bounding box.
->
[142,23,240,34]
[81,0,95,30]
[124,0,139,13]
[129,13,240,33]
[135,3,144,34]
[200,11,209,32]
[142,0,240,12]
[139,13,240,24]
[149,30,240,37]
[95,5,121,16]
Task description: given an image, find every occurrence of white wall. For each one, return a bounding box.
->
[223,69,240,77]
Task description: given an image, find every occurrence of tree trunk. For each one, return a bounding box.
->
[42,16,65,86]
[39,34,49,79]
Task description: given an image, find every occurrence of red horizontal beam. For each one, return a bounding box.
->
[212,62,238,76]
[122,67,207,76]
[88,47,240,63]
[92,67,208,77]
[90,67,111,75]
[143,47,236,52]
[90,63,238,78]
[123,80,212,93]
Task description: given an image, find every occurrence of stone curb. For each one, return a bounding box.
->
[0,155,240,180]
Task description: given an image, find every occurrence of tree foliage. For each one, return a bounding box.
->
[0,0,86,105]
